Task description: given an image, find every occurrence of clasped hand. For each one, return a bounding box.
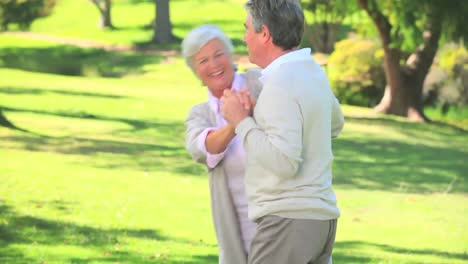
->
[220,89,255,128]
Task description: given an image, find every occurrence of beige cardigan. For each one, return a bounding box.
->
[185,70,262,264]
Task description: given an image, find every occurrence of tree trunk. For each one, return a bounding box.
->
[357,0,441,121]
[153,0,175,44]
[99,0,113,29]
[90,0,114,29]
[374,47,410,117]
[378,70,427,122]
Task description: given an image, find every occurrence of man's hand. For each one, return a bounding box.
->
[221,89,251,128]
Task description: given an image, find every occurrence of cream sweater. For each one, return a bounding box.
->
[236,52,344,221]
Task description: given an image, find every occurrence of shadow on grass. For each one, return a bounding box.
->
[1,106,206,177]
[0,203,168,245]
[333,137,467,193]
[174,254,218,264]
[333,240,468,263]
[2,106,467,190]
[0,45,164,77]
[1,132,205,177]
[333,117,467,193]
[1,106,173,132]
[0,202,217,263]
[66,254,218,264]
[346,116,467,135]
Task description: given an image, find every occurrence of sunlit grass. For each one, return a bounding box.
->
[1,66,467,263]
[29,0,247,52]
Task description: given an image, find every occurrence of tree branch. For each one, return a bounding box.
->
[90,0,104,12]
[406,10,442,78]
[356,0,392,48]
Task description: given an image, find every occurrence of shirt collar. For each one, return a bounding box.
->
[207,72,244,113]
[259,48,312,84]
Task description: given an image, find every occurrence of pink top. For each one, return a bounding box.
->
[196,73,256,253]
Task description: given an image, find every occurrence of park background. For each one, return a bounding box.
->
[0,0,467,263]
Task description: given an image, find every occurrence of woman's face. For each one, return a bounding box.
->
[193,39,235,98]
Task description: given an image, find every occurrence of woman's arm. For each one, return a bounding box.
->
[205,124,236,154]
[186,104,235,168]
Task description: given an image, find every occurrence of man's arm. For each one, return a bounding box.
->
[331,97,345,138]
[227,82,304,178]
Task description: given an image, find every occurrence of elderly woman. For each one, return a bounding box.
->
[182,25,261,264]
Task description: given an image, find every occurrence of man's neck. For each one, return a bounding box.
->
[261,46,296,68]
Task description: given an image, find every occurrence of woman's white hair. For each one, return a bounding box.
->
[181,24,234,72]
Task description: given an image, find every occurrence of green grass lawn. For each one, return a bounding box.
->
[1,1,467,263]
[1,46,467,264]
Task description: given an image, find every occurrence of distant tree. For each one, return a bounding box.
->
[152,0,177,44]
[0,0,56,30]
[303,0,358,54]
[357,0,468,121]
[89,0,114,29]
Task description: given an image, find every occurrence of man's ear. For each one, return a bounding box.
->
[260,24,271,44]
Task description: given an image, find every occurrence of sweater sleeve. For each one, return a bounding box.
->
[196,128,227,168]
[235,83,303,178]
[331,97,345,138]
[185,104,215,165]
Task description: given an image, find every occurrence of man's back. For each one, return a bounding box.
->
[241,57,340,221]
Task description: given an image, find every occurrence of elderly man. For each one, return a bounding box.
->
[221,1,344,263]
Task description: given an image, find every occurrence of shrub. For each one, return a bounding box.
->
[327,37,385,106]
[423,42,468,113]
[0,0,56,30]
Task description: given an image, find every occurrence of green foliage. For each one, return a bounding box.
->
[301,0,361,53]
[0,0,56,30]
[425,105,468,126]
[366,0,468,53]
[302,0,357,24]
[424,42,468,109]
[439,43,468,78]
[328,37,385,106]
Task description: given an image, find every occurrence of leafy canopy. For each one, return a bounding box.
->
[367,0,468,52]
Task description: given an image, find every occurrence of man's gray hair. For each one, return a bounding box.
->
[181,24,234,72]
[245,0,304,50]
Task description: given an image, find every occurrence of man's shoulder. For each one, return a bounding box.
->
[279,59,317,72]
[277,60,326,82]
[266,61,316,85]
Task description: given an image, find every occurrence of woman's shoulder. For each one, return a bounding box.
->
[243,68,262,79]
[189,101,211,115]
[186,101,217,127]
[242,68,263,100]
